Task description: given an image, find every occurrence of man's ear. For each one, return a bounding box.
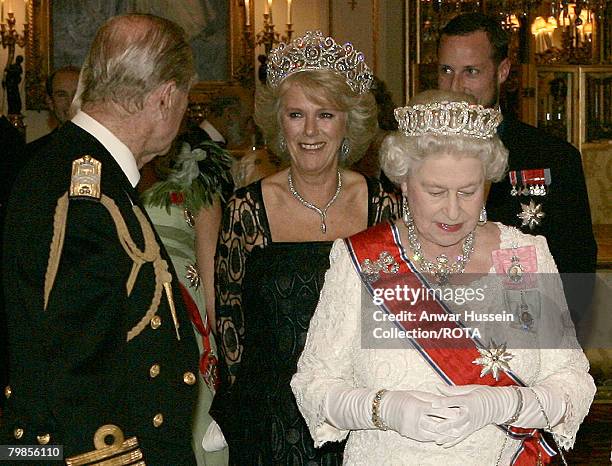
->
[497,57,511,86]
[150,81,177,119]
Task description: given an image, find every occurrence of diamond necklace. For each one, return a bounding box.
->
[403,217,475,285]
[288,169,342,234]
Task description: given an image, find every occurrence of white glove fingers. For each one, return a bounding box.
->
[427,405,461,420]
[202,420,228,452]
[412,425,457,444]
[418,414,445,433]
[431,395,468,410]
[433,413,470,433]
[433,419,472,448]
[419,415,463,444]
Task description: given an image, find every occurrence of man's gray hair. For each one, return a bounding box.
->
[75,14,196,114]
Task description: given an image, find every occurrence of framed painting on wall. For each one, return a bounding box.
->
[24,0,253,110]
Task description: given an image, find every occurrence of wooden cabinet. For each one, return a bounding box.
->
[535,65,612,150]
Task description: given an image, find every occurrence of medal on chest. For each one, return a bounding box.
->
[509,168,551,197]
[509,168,551,229]
[492,244,539,332]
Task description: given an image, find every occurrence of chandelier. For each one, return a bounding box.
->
[418,0,609,64]
[530,1,608,63]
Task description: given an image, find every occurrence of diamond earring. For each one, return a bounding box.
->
[478,206,487,226]
[340,139,350,159]
[402,196,412,226]
[279,134,287,153]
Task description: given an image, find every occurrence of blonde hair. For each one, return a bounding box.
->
[254,69,378,165]
[380,90,508,185]
[76,14,196,114]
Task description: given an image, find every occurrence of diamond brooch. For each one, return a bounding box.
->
[360,251,399,283]
[473,340,513,381]
[517,199,545,230]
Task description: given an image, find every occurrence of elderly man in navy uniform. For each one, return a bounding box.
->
[437,13,597,328]
[2,14,200,465]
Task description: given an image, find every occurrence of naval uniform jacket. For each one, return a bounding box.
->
[487,116,597,324]
[1,122,199,465]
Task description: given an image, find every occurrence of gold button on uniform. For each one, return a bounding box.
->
[150,315,161,329]
[183,372,196,385]
[14,428,24,440]
[37,434,50,445]
[153,413,163,427]
[4,385,11,398]
[149,364,160,378]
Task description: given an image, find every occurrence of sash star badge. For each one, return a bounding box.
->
[473,340,513,381]
[517,199,545,230]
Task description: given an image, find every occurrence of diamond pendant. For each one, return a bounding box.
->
[434,254,450,285]
[519,303,534,330]
[319,212,328,234]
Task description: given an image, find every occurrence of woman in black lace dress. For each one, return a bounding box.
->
[204,31,399,465]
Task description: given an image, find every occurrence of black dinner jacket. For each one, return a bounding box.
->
[1,122,199,465]
[487,116,597,324]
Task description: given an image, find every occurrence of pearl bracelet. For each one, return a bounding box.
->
[371,389,389,430]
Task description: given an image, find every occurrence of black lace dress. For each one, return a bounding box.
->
[210,176,398,465]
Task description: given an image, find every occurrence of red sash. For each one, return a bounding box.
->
[345,222,556,465]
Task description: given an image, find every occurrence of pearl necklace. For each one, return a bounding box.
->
[288,169,342,234]
[403,217,475,285]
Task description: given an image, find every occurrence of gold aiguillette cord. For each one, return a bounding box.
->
[162,277,180,341]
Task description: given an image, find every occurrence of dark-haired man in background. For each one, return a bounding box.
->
[437,12,597,327]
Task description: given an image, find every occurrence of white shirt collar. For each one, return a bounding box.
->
[71,110,140,187]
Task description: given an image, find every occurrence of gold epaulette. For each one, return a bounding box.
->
[70,155,102,200]
[65,424,145,466]
[43,155,102,311]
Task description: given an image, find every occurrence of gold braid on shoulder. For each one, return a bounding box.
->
[43,155,180,342]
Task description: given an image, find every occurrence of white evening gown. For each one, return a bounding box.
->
[291,223,595,466]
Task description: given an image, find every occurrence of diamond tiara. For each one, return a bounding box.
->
[266,30,373,94]
[394,101,502,140]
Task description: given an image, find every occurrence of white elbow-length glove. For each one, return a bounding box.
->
[324,387,459,443]
[202,420,228,452]
[431,384,567,447]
